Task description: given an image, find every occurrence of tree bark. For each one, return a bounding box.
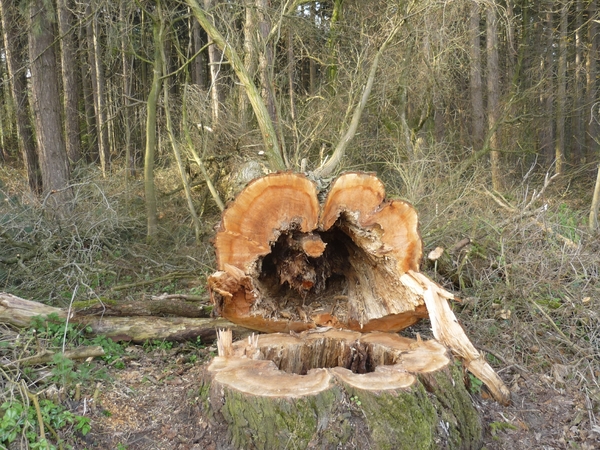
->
[144,1,164,242]
[239,0,258,129]
[202,329,483,449]
[86,0,110,176]
[586,0,598,160]
[28,0,73,215]
[79,15,99,162]
[486,4,502,191]
[541,4,554,164]
[0,0,42,193]
[57,0,82,165]
[191,17,207,87]
[203,0,225,125]
[555,2,568,175]
[469,2,484,152]
[120,1,135,178]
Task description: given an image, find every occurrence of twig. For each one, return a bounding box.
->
[3,346,105,367]
[22,380,46,442]
[531,300,587,355]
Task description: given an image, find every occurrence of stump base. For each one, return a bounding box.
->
[200,330,482,449]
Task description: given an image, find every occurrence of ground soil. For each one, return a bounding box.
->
[70,337,600,450]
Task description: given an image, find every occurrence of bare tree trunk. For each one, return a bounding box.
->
[541,4,554,164]
[28,0,73,214]
[204,0,224,125]
[120,1,135,178]
[469,2,484,151]
[287,26,298,160]
[144,1,164,242]
[486,4,503,191]
[79,18,98,162]
[86,0,110,176]
[586,0,599,160]
[57,0,82,165]
[573,0,584,163]
[191,17,207,87]
[0,0,42,193]
[239,0,258,129]
[555,2,568,175]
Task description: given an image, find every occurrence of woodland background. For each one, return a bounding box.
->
[1,0,600,448]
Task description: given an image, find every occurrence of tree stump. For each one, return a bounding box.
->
[202,329,482,449]
[205,172,509,449]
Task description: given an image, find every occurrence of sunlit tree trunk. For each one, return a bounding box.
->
[469,1,484,151]
[86,0,110,176]
[586,0,599,160]
[79,18,98,162]
[554,2,567,175]
[239,0,258,129]
[0,0,42,193]
[120,1,135,178]
[28,0,73,214]
[57,0,82,165]
[144,2,164,242]
[541,4,554,164]
[204,0,224,125]
[486,4,502,191]
[573,0,584,163]
[191,18,207,87]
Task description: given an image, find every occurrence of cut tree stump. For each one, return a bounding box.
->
[201,329,482,449]
[207,172,510,406]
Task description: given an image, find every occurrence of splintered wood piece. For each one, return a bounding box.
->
[215,172,320,272]
[402,270,511,406]
[203,329,482,449]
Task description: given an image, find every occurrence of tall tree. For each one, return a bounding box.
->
[120,0,135,178]
[86,0,110,176]
[57,0,82,164]
[204,0,225,125]
[144,1,165,241]
[469,1,484,151]
[28,0,73,213]
[486,3,502,191]
[554,1,568,175]
[586,0,599,159]
[0,0,42,193]
[540,3,554,164]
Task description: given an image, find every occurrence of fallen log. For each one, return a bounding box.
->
[207,171,510,411]
[0,292,250,343]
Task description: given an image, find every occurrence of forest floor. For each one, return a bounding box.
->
[2,165,600,449]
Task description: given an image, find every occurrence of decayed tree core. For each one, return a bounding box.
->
[202,329,483,449]
[209,172,425,334]
[208,171,511,406]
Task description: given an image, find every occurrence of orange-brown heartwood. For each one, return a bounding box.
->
[208,171,510,406]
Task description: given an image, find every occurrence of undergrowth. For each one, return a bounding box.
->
[2,151,600,446]
[0,313,125,448]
